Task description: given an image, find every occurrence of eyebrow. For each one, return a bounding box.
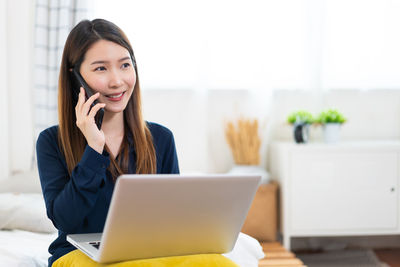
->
[90,56,131,65]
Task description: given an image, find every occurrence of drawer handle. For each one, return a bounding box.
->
[391,187,395,192]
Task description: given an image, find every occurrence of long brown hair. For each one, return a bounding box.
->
[58,19,156,179]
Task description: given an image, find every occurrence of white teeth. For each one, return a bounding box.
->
[108,92,123,98]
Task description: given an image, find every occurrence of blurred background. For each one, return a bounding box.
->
[2,0,400,177]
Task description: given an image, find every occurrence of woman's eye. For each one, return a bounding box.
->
[94,66,106,71]
[122,63,130,69]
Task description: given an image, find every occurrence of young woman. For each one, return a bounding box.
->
[36,19,179,266]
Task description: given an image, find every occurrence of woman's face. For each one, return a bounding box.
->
[79,40,136,114]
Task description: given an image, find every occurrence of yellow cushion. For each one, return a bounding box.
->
[53,249,239,267]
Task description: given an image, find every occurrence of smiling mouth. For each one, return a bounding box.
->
[107,92,123,98]
[106,91,125,99]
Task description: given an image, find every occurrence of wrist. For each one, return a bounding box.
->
[88,142,104,154]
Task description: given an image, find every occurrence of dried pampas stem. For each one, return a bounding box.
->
[225,118,261,165]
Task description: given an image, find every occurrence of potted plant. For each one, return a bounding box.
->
[287,110,314,143]
[317,109,347,143]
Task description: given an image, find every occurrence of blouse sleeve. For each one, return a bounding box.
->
[36,129,110,233]
[160,128,180,174]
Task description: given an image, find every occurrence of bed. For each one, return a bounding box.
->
[0,171,264,267]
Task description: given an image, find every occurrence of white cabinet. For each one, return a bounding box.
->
[269,141,400,249]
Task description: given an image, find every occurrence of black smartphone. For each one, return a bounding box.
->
[72,67,104,130]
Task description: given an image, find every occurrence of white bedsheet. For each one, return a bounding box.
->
[0,230,56,267]
[0,230,264,267]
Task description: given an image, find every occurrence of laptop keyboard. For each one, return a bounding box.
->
[89,241,101,249]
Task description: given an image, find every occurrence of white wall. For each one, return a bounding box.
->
[143,89,400,174]
[6,0,35,176]
[269,89,400,142]
[142,89,274,174]
[0,1,9,180]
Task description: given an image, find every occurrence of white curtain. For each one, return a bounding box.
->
[33,0,90,139]
[321,0,400,89]
[93,0,400,91]
[0,1,9,179]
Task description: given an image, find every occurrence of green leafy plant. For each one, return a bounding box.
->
[287,110,314,124]
[317,109,347,124]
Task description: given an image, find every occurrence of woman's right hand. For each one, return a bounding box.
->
[75,87,106,154]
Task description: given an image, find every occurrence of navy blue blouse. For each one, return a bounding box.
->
[36,122,179,266]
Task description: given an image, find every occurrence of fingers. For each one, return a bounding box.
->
[82,91,101,116]
[75,87,104,127]
[75,87,85,112]
[88,103,106,119]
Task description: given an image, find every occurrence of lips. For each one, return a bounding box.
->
[105,91,126,101]
[107,92,124,98]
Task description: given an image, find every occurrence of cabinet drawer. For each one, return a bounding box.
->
[289,151,398,232]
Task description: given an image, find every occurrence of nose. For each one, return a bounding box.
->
[108,69,123,88]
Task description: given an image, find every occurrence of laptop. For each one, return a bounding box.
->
[67,174,261,263]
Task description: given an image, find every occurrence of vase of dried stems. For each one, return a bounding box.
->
[225,118,270,184]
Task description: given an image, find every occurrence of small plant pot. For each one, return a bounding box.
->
[324,123,341,143]
[293,123,310,143]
